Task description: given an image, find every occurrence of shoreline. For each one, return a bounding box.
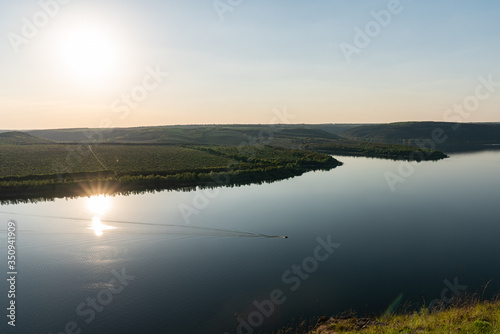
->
[278,295,500,333]
[0,160,342,204]
[0,140,448,203]
[310,300,500,334]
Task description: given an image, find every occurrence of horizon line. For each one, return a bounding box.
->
[2,120,500,132]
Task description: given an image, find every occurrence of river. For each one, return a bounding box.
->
[1,150,499,333]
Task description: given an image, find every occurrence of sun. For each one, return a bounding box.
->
[58,26,119,82]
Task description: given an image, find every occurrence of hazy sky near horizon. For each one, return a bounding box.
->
[1,0,499,129]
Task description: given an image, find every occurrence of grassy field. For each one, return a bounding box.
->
[0,144,233,178]
[0,143,338,179]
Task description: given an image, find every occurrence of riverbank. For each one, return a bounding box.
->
[0,135,446,202]
[283,298,500,333]
[0,146,342,203]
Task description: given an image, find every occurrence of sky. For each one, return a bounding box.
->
[0,0,499,130]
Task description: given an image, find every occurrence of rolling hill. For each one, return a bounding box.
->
[27,125,342,145]
[0,131,54,145]
[341,122,500,150]
[21,124,447,160]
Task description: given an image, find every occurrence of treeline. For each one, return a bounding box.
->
[0,161,340,202]
[303,141,447,161]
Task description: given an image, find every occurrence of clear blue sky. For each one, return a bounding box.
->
[1,0,499,129]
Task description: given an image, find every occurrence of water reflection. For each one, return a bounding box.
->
[0,164,340,205]
[86,195,115,236]
[89,216,116,237]
[3,151,500,333]
[86,194,111,216]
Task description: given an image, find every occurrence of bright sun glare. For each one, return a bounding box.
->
[86,194,111,216]
[89,217,116,237]
[86,195,115,236]
[59,26,118,81]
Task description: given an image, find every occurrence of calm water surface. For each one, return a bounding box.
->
[1,151,499,333]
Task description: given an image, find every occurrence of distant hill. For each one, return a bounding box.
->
[341,122,500,150]
[23,122,500,151]
[27,128,134,142]
[307,123,372,135]
[16,124,447,161]
[0,131,53,145]
[28,125,342,145]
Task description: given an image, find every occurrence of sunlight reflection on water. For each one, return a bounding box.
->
[86,195,116,236]
[89,216,116,237]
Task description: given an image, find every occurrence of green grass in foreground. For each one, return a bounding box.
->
[306,300,500,334]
